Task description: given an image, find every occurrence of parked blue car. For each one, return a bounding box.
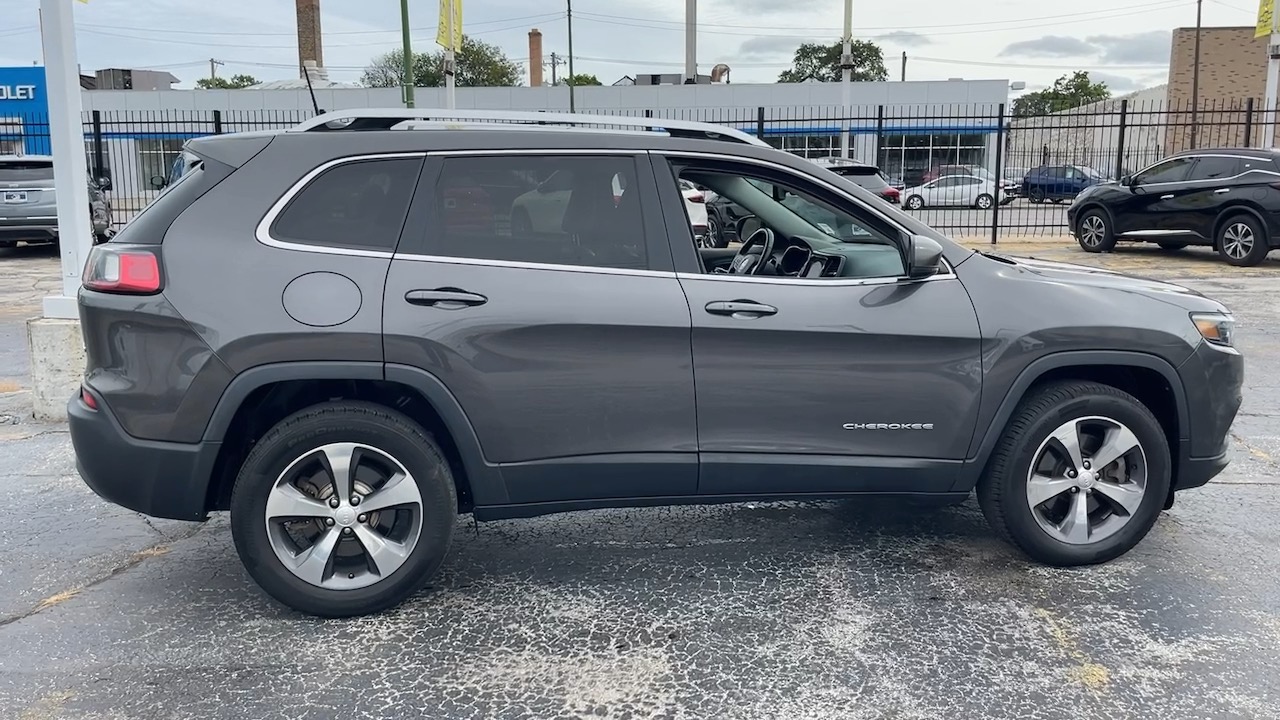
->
[1022,164,1106,203]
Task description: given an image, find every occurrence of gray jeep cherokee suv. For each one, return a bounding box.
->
[68,109,1244,617]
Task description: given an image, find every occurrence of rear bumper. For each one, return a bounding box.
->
[0,217,58,243]
[68,388,218,522]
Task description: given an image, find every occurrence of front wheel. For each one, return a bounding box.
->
[905,195,924,210]
[1075,210,1115,253]
[977,381,1171,566]
[974,193,994,210]
[230,401,457,617]
[1217,214,1270,267]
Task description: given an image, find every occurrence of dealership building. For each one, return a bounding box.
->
[2,64,1010,204]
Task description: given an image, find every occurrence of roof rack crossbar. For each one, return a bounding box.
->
[292,108,769,147]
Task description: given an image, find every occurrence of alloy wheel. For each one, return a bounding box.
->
[264,442,424,590]
[1222,222,1254,260]
[1025,416,1147,545]
[1079,215,1106,248]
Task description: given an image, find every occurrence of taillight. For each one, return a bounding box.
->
[82,245,163,294]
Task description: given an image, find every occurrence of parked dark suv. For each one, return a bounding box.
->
[70,110,1244,617]
[1068,148,1280,266]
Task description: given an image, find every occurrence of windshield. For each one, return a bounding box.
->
[0,160,54,182]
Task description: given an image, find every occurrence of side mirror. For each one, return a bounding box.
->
[97,176,112,191]
[906,234,944,280]
[150,175,167,190]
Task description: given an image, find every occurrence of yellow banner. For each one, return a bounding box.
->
[437,0,462,51]
[1259,0,1274,38]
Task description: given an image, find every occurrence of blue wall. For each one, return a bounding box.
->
[0,66,51,155]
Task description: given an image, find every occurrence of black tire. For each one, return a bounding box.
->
[974,193,994,210]
[1028,187,1046,203]
[905,195,924,210]
[230,401,457,617]
[977,381,1171,567]
[707,213,729,248]
[1216,213,1270,267]
[1157,241,1189,251]
[1075,209,1116,253]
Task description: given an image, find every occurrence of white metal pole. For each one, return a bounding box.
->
[840,0,852,158]
[39,0,92,320]
[1264,7,1280,148]
[685,0,697,83]
[445,1,457,109]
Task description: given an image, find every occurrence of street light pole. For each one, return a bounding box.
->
[37,0,92,319]
[399,0,415,108]
[839,0,852,159]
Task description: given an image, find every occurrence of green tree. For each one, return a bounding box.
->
[195,74,259,90]
[778,40,887,83]
[361,37,522,88]
[556,73,602,87]
[1011,71,1111,117]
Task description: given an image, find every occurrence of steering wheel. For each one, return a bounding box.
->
[730,227,776,275]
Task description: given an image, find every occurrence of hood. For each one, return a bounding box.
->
[977,251,1227,310]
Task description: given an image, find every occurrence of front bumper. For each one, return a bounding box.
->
[68,387,218,521]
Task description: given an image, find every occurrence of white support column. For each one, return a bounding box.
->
[1265,8,1280,148]
[39,0,92,320]
[839,0,852,158]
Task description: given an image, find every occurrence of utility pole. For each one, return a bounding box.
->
[839,0,852,158]
[399,0,414,107]
[685,0,697,83]
[547,52,566,86]
[901,52,907,82]
[1265,0,1280,147]
[1190,0,1203,148]
[209,58,224,80]
[567,0,576,112]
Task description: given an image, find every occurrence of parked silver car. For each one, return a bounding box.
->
[0,155,113,248]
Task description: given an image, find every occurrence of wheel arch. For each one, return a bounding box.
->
[957,351,1188,495]
[200,362,506,515]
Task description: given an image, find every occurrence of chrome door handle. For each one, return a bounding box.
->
[1160,194,1175,200]
[705,300,778,318]
[1214,188,1230,194]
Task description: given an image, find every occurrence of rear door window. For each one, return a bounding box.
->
[1188,156,1241,181]
[270,156,423,252]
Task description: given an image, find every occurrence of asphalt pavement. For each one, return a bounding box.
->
[0,241,1277,720]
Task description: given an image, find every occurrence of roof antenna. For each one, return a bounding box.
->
[302,60,322,116]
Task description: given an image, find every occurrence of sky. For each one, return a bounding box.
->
[0,0,1263,96]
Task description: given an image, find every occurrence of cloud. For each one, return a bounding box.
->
[738,36,809,59]
[999,35,1096,58]
[1086,72,1143,93]
[1086,30,1171,65]
[876,31,932,47]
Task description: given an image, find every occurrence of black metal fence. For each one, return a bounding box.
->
[2,99,1274,241]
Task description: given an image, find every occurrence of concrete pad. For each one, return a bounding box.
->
[25,317,83,422]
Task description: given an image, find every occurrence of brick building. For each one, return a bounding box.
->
[1167,26,1271,150]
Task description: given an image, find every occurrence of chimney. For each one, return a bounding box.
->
[296,0,324,79]
[528,29,544,87]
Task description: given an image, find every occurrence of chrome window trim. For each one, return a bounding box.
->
[254,151,427,258]
[393,252,675,278]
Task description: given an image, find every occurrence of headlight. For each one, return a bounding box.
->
[1191,313,1235,347]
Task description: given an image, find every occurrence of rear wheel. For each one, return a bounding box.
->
[230,401,457,617]
[977,381,1170,566]
[1075,210,1115,253]
[1217,214,1270,267]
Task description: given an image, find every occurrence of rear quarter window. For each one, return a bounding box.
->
[268,156,424,252]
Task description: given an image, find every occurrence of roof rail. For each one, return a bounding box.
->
[291,108,769,147]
